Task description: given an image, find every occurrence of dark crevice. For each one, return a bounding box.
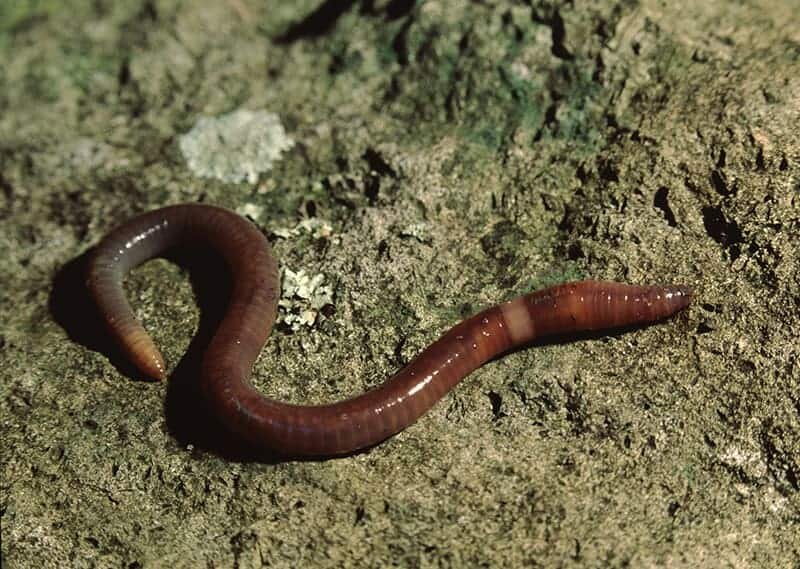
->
[566,241,583,261]
[275,0,358,44]
[531,8,574,61]
[755,146,765,170]
[544,101,558,127]
[696,321,714,334]
[441,28,473,121]
[548,10,574,60]
[702,205,743,260]
[597,158,619,183]
[141,0,158,21]
[575,162,589,185]
[716,148,726,169]
[534,99,560,141]
[592,52,605,82]
[384,0,416,20]
[710,169,733,196]
[362,148,397,205]
[501,9,524,42]
[364,178,380,204]
[667,502,680,517]
[363,148,397,178]
[359,0,416,20]
[117,57,131,88]
[354,505,366,525]
[377,239,389,260]
[488,391,505,421]
[0,172,13,203]
[653,186,677,227]
[391,16,414,65]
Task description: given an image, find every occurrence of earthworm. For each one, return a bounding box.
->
[86,203,692,456]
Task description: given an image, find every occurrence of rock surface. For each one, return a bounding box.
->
[1,1,798,567]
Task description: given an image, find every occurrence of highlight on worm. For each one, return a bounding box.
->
[85,203,692,456]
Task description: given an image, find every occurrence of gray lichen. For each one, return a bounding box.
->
[279,267,334,332]
[178,109,293,184]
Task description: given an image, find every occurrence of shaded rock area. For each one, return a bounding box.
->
[1,1,798,566]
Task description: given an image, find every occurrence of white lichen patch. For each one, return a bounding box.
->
[273,218,333,240]
[398,222,431,243]
[719,443,768,480]
[179,109,293,184]
[279,268,334,332]
[236,202,264,221]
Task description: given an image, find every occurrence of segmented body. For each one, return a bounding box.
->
[86,204,692,456]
